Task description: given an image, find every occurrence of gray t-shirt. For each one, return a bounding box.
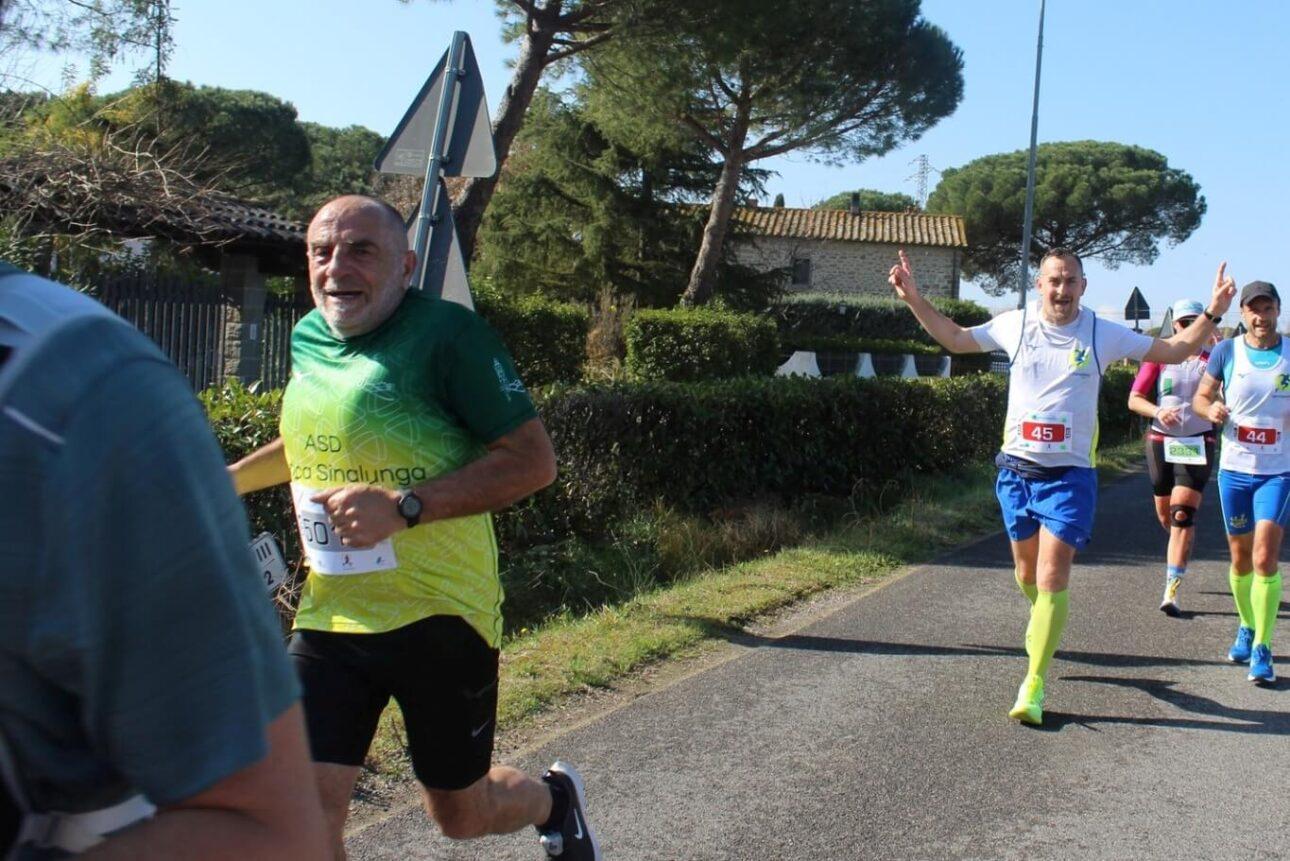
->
[0,265,298,824]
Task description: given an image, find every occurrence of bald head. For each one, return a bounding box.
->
[310,195,409,255]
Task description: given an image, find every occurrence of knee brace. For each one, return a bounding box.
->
[1169,504,1197,529]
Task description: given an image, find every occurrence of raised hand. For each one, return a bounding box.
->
[1210,261,1236,316]
[887,249,920,304]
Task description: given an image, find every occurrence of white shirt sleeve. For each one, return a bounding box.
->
[1096,317,1154,363]
[969,309,1023,354]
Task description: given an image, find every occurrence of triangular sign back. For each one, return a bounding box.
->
[375,34,495,178]
[403,183,474,310]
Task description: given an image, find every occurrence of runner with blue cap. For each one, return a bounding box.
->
[1128,297,1221,615]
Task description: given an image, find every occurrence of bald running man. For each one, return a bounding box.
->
[888,249,1235,724]
[230,195,598,860]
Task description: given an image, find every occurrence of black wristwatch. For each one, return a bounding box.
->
[396,489,423,529]
[1203,308,1221,323]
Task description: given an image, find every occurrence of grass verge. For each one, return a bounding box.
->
[364,437,1142,779]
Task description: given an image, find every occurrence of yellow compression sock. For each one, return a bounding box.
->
[1024,589,1070,680]
[1015,568,1038,605]
[1230,568,1255,630]
[1251,571,1282,647]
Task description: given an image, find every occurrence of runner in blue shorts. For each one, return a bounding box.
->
[1194,279,1290,684]
[890,250,1235,723]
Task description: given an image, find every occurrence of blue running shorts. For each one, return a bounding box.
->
[995,465,1098,549]
[1216,469,1290,536]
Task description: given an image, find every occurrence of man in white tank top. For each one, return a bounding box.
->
[1193,280,1290,684]
[889,249,1235,724]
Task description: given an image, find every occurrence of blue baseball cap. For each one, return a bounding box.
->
[1170,299,1205,321]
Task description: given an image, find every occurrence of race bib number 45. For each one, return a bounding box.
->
[1019,411,1074,453]
[290,484,398,575]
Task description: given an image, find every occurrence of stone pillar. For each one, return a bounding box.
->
[220,253,267,386]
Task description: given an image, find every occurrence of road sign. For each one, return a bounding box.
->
[374,34,495,178]
[403,179,472,309]
[1125,287,1150,332]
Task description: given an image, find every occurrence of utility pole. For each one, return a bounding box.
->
[1017,0,1046,310]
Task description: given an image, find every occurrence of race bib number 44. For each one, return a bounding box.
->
[1235,417,1282,454]
[1019,411,1074,453]
[290,484,398,575]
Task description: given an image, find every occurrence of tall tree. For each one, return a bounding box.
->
[813,188,918,212]
[583,0,962,305]
[926,141,1206,296]
[295,122,384,217]
[1,0,174,86]
[475,87,770,306]
[404,0,638,261]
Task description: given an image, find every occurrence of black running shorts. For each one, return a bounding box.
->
[288,615,499,790]
[1144,433,1215,497]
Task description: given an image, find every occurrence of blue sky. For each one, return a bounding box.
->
[17,0,1288,321]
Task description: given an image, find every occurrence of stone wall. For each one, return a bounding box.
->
[729,237,960,299]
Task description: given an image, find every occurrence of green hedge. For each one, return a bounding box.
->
[203,364,1140,610]
[625,307,779,382]
[771,295,991,349]
[782,335,941,356]
[474,291,589,388]
[528,375,1008,535]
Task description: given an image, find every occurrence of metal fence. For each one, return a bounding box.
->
[90,273,311,391]
[92,273,231,391]
[260,291,313,389]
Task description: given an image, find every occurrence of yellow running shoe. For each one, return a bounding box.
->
[1008,674,1044,725]
[1159,576,1182,617]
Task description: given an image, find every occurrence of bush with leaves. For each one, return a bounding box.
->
[771,294,991,346]
[473,289,590,388]
[625,307,780,381]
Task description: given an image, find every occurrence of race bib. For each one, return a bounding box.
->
[1234,416,1282,454]
[249,531,289,592]
[1163,435,1207,465]
[1019,410,1073,453]
[291,484,398,575]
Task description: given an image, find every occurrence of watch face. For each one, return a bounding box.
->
[400,492,422,518]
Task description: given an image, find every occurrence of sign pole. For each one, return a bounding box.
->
[411,30,468,292]
[1016,0,1046,310]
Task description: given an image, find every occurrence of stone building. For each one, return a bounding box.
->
[725,202,967,299]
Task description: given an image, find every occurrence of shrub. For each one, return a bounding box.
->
[625,307,780,381]
[533,375,1009,533]
[781,335,941,356]
[771,294,991,347]
[474,290,590,387]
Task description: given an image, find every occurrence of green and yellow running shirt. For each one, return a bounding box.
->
[282,291,537,647]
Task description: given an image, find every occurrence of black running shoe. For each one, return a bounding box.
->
[538,761,600,860]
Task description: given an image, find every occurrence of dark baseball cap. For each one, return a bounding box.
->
[1240,280,1280,307]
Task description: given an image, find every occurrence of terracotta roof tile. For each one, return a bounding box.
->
[727,206,966,248]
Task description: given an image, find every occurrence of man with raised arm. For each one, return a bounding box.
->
[888,248,1235,724]
[229,195,598,860]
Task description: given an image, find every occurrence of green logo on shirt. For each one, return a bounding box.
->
[1069,347,1091,370]
[1277,373,1290,391]
[1162,378,1174,396]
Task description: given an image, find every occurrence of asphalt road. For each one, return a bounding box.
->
[347,469,1290,860]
